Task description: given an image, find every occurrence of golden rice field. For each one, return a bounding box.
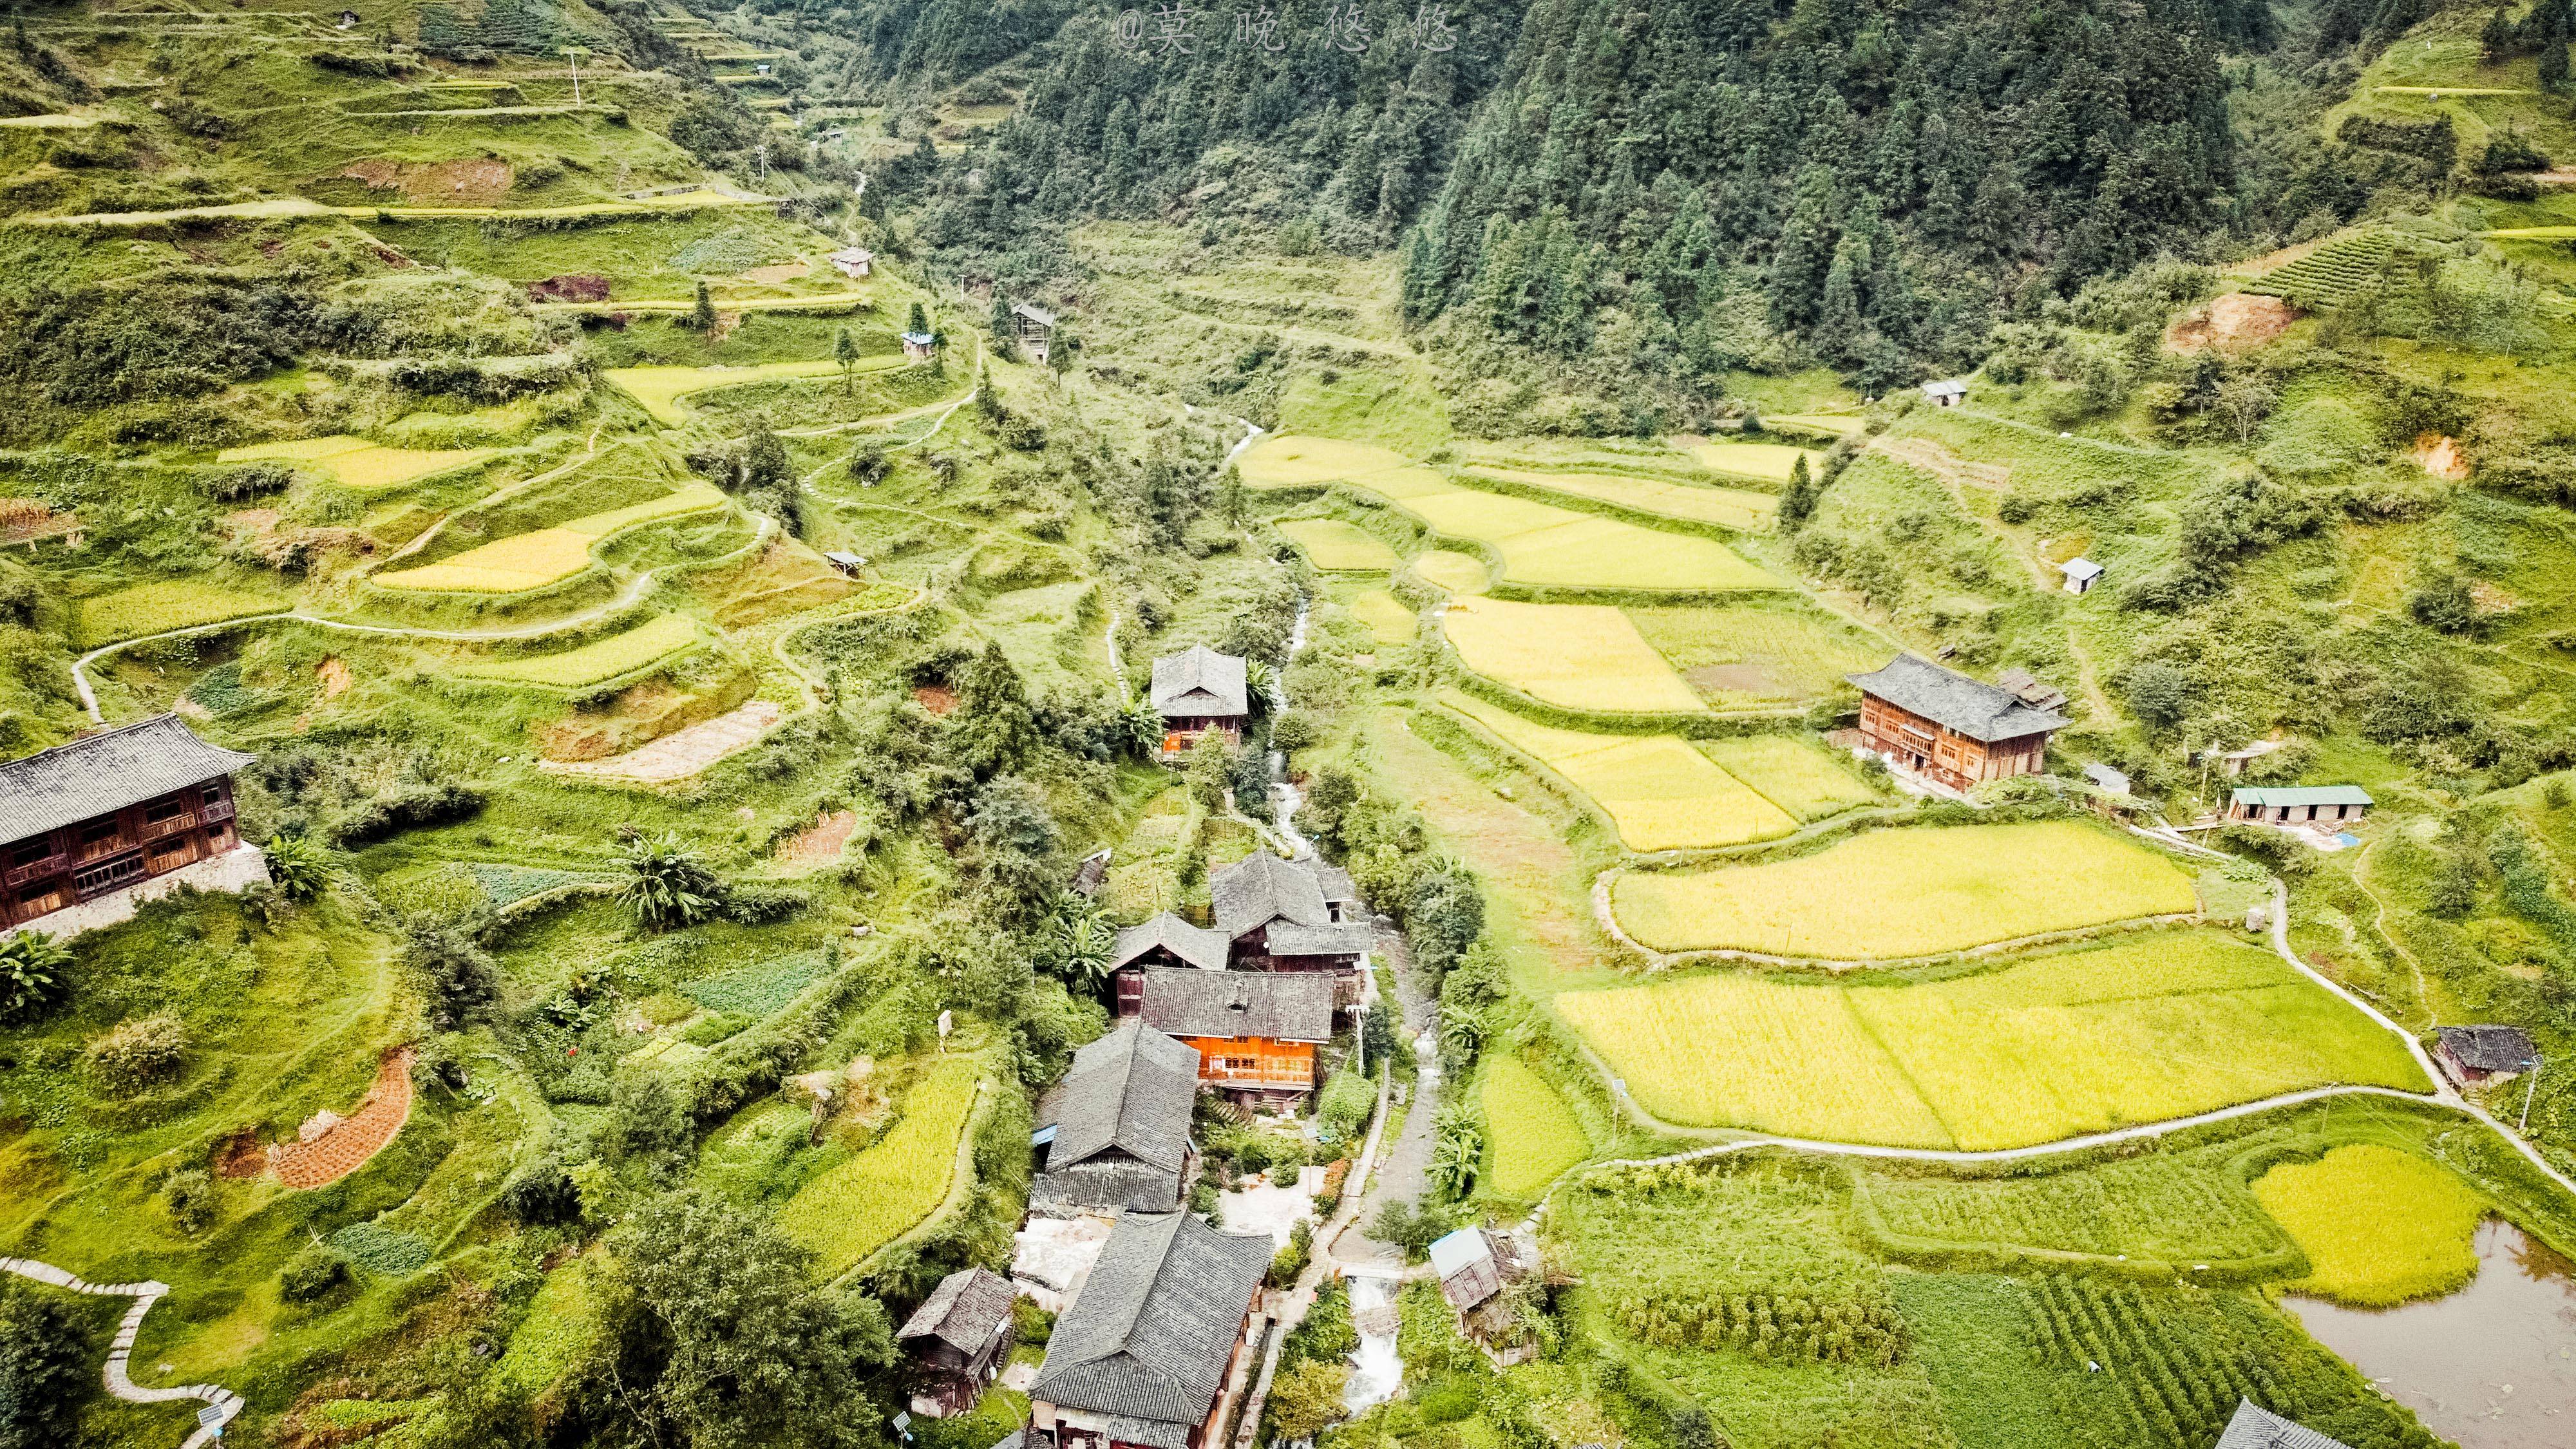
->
[2255,1145,2490,1306]
[377,485,726,592]
[1625,601,1895,708]
[1462,465,1778,533]
[455,614,706,689]
[1412,550,1488,594]
[1481,1056,1590,1198]
[1442,597,1705,715]
[1766,413,1865,438]
[1345,588,1416,645]
[605,359,887,424]
[1440,690,1795,851]
[218,435,495,491]
[1242,435,1777,592]
[1278,518,1401,571]
[1609,821,2200,959]
[1695,735,1877,820]
[1686,439,1829,482]
[780,1051,987,1278]
[1556,933,2428,1149]
[79,578,289,647]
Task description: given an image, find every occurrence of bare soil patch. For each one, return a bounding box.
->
[2167,292,2293,353]
[213,1130,265,1179]
[270,1049,416,1190]
[336,157,513,205]
[739,260,810,285]
[913,683,959,715]
[779,809,860,867]
[316,656,351,699]
[1686,663,1776,694]
[528,273,611,303]
[2412,432,2469,481]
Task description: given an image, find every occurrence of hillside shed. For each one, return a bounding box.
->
[898,1267,1018,1417]
[2434,1025,2539,1088]
[2213,1399,2353,1449]
[2059,557,2104,594]
[1012,301,1058,363]
[2228,785,2370,826]
[1921,379,1969,407]
[1150,645,1249,759]
[1846,654,2068,790]
[829,247,875,278]
[902,330,937,361]
[824,550,866,574]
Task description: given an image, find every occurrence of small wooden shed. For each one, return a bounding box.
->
[897,1267,1018,1417]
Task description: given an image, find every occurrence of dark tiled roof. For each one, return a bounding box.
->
[2213,1399,2353,1449]
[0,715,255,845]
[1139,967,1332,1043]
[1211,850,1330,939]
[1034,1155,1189,1215]
[1046,1021,1200,1176]
[1030,1211,1270,1430]
[1262,921,1374,959]
[1848,654,2071,743]
[2438,1025,2539,1072]
[1112,913,1231,973]
[1311,862,1364,909]
[1072,847,1111,898]
[1150,646,1249,719]
[898,1267,1017,1355]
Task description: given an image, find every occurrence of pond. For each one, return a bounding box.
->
[2284,1220,2576,1448]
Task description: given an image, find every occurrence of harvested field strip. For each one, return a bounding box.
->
[1609,821,2200,960]
[376,485,726,592]
[455,614,706,689]
[781,1052,987,1278]
[1442,597,1705,715]
[540,699,784,784]
[1685,440,1828,482]
[1481,1056,1590,1198]
[1624,600,1894,709]
[78,579,287,649]
[270,1050,417,1190]
[606,359,905,425]
[2254,1144,2489,1305]
[1556,933,2428,1149]
[1461,465,1777,533]
[1278,518,1401,571]
[1695,735,1877,820]
[1765,413,1864,438]
[531,290,874,316]
[1439,690,1795,851]
[219,435,495,491]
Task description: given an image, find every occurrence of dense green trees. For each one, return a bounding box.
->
[0,1280,90,1449]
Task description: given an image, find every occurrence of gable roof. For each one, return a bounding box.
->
[2230,785,2372,808]
[2213,1399,2353,1449]
[1046,1021,1201,1175]
[1139,967,1333,1043]
[1921,378,1969,398]
[1150,646,1249,719]
[2437,1025,2539,1072]
[1211,850,1330,938]
[1312,862,1364,909]
[828,247,873,262]
[1030,1211,1271,1432]
[2060,557,2105,581]
[898,1267,1017,1356]
[0,715,256,846]
[1848,654,2070,743]
[1112,913,1231,973]
[1013,301,1059,327]
[1428,1227,1493,1281]
[1264,920,1374,959]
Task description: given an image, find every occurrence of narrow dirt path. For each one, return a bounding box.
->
[0,1257,244,1448]
[2355,835,2439,1026]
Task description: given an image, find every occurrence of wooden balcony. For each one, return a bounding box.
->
[71,849,147,899]
[1199,1062,1314,1091]
[3,854,65,890]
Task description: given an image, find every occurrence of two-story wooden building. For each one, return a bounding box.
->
[1845,655,2069,791]
[898,1267,1018,1417]
[1032,1021,1202,1217]
[1027,1210,1272,1449]
[1209,851,1372,1005]
[1105,912,1231,1019]
[2,715,260,937]
[1137,967,1334,1108]
[1149,646,1249,761]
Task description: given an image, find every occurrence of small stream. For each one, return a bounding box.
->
[2284,1221,2576,1446]
[1342,1273,1403,1414]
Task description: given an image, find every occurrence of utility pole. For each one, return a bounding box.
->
[565,46,583,107]
[755,140,769,184]
[2523,1054,2544,1135]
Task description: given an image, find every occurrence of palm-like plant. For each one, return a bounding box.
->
[1041,893,1119,989]
[618,833,725,932]
[1243,658,1280,717]
[1119,694,1164,758]
[1427,1106,1483,1198]
[0,931,71,1026]
[1439,1005,1487,1063]
[261,830,331,902]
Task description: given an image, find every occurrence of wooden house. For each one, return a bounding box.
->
[1148,646,1248,760]
[1012,301,1059,364]
[1209,851,1372,1006]
[899,1267,1018,1417]
[828,247,875,278]
[2434,1025,2538,1090]
[1,715,260,938]
[1028,1210,1272,1449]
[1846,655,2068,791]
[2228,785,2369,827]
[902,330,938,361]
[1032,1021,1200,1215]
[1137,967,1333,1108]
[2213,1399,2353,1449]
[1429,1226,1545,1367]
[1107,912,1230,1018]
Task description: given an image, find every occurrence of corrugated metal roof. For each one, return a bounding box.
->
[0,715,254,844]
[2230,785,2371,808]
[2213,1399,2353,1449]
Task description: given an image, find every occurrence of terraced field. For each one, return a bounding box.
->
[456,615,708,689]
[1462,465,1778,533]
[377,484,728,593]
[1441,690,1795,851]
[1685,440,1828,483]
[1278,518,1401,571]
[218,436,497,491]
[606,357,907,424]
[1441,597,1705,715]
[2239,229,2398,310]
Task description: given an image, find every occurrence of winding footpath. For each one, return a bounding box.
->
[0,1257,242,1448]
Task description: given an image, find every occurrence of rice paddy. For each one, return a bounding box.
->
[1685,440,1829,483]
[779,1052,987,1279]
[376,484,727,592]
[1441,597,1706,715]
[1277,518,1401,571]
[1625,600,1895,708]
[1609,821,2201,959]
[217,435,496,491]
[1236,434,1412,488]
[605,358,902,424]
[1555,933,2429,1149]
[2255,1144,2490,1306]
[1480,1056,1590,1198]
[455,614,707,689]
[1461,466,1779,533]
[78,578,288,647]
[1439,690,1796,851]
[1411,550,1488,594]
[1346,588,1416,645]
[1695,735,1878,819]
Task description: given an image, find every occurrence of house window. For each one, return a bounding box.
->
[9,839,52,870]
[202,783,225,808]
[145,796,189,824]
[79,818,122,846]
[1226,1055,1256,1072]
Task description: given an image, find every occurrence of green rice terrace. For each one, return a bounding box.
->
[7,3,2576,1449]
